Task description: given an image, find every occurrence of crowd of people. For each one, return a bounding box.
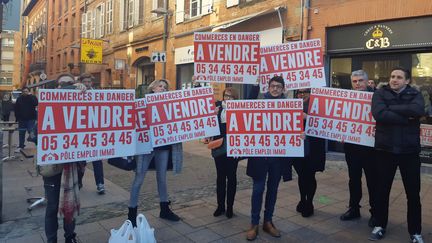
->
[2,67,426,243]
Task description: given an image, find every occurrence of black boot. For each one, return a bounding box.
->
[160,201,180,221]
[225,206,234,219]
[301,201,314,218]
[128,206,138,227]
[213,205,225,217]
[340,207,360,221]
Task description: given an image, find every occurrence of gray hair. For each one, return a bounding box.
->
[351,70,368,80]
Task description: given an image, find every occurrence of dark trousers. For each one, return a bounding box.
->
[344,144,377,215]
[293,161,316,203]
[214,156,238,209]
[375,151,422,235]
[18,119,35,148]
[43,173,76,243]
[2,113,10,122]
[91,160,104,185]
[251,162,281,225]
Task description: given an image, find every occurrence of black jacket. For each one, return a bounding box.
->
[371,85,425,154]
[14,94,38,121]
[245,85,292,181]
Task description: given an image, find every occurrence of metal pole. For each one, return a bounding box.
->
[0,2,4,224]
[162,0,168,79]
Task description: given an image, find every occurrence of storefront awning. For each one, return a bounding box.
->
[212,6,286,32]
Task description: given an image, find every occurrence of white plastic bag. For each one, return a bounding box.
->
[109,220,137,243]
[135,214,156,243]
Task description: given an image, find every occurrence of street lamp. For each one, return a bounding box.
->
[151,3,171,79]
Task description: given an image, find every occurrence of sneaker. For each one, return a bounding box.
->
[369,227,385,241]
[96,184,105,195]
[14,148,22,153]
[410,234,424,243]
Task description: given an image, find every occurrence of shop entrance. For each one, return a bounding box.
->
[134,57,155,98]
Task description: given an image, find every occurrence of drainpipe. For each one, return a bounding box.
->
[302,0,310,40]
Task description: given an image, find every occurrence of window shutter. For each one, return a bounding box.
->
[119,0,125,31]
[92,10,96,38]
[226,0,238,8]
[134,0,140,25]
[81,13,87,38]
[100,3,105,37]
[152,0,157,17]
[176,0,184,23]
[86,11,92,38]
[202,0,213,15]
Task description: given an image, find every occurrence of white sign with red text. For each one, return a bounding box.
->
[135,98,153,154]
[194,32,260,84]
[305,87,375,146]
[146,87,220,147]
[226,99,304,157]
[259,39,326,93]
[420,124,432,147]
[37,90,136,165]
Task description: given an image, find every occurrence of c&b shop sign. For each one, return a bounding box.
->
[327,16,432,54]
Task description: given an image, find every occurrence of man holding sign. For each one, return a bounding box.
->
[340,70,377,228]
[244,76,295,241]
[369,68,424,242]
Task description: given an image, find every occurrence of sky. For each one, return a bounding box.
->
[2,0,21,31]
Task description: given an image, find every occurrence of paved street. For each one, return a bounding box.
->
[1,135,432,242]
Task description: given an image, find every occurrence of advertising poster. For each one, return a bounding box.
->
[259,39,326,93]
[305,87,375,147]
[37,90,136,165]
[194,32,260,84]
[81,38,103,64]
[135,98,153,154]
[420,124,432,147]
[226,99,304,157]
[146,87,220,147]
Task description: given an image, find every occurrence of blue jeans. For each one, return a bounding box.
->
[43,173,76,243]
[129,149,169,207]
[91,160,104,185]
[18,119,35,148]
[251,162,282,225]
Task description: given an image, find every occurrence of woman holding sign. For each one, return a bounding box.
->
[293,89,326,218]
[128,79,183,225]
[210,87,240,219]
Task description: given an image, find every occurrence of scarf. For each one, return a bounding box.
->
[59,163,81,223]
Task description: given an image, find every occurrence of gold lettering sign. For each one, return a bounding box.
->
[364,25,393,50]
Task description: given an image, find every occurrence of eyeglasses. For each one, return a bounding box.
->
[269,84,284,90]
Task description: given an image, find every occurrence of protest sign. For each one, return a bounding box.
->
[420,124,432,147]
[194,32,260,84]
[259,39,326,93]
[146,87,220,147]
[226,99,304,157]
[37,90,136,165]
[135,98,153,154]
[305,87,375,146]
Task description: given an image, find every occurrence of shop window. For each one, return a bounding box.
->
[412,53,432,117]
[330,58,352,89]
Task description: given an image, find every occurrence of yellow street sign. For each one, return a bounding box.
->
[81,38,103,64]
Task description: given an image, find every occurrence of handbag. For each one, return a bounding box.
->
[109,220,137,243]
[108,157,137,171]
[207,138,224,149]
[135,214,156,243]
[211,138,227,158]
[34,152,63,177]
